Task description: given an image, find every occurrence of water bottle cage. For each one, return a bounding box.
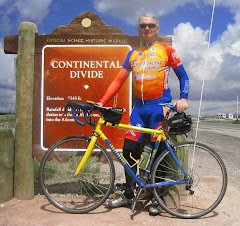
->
[119,152,138,168]
[138,153,151,170]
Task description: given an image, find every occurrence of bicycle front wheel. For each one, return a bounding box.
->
[151,141,227,219]
[39,136,115,214]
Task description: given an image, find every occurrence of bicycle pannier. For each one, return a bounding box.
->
[168,112,192,135]
[103,108,123,124]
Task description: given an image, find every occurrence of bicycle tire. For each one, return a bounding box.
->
[39,136,115,214]
[151,141,227,219]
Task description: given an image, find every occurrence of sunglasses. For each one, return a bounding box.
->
[139,23,157,29]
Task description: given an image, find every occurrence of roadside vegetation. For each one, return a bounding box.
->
[201,119,240,124]
[0,114,15,122]
[233,119,240,124]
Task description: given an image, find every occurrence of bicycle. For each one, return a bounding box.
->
[39,99,227,219]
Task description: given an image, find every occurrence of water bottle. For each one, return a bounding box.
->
[139,144,152,169]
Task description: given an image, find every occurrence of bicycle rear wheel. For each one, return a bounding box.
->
[39,136,115,213]
[151,141,227,219]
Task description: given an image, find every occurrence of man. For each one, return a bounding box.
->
[98,13,189,215]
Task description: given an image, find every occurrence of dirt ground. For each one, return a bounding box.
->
[1,125,240,226]
[0,183,239,226]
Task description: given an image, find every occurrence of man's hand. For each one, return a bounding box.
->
[173,98,188,113]
[96,102,103,107]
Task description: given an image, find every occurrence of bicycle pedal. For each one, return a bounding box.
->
[189,190,194,195]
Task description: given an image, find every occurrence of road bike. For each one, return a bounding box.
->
[39,99,227,219]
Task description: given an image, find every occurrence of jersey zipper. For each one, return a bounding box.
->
[141,44,149,104]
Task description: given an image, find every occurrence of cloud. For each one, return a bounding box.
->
[0,0,52,33]
[0,43,15,84]
[205,0,240,13]
[93,0,240,26]
[0,42,16,104]
[0,0,8,5]
[93,0,197,25]
[93,0,240,113]
[169,10,240,115]
[15,0,52,21]
[0,0,53,108]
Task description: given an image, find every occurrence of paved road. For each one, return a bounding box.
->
[192,121,240,138]
[189,122,240,189]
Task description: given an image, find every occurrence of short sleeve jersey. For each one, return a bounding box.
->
[122,41,182,101]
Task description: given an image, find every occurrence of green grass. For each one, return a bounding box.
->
[233,120,240,124]
[0,114,15,122]
[35,155,108,196]
[201,120,239,124]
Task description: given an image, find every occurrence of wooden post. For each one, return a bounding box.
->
[0,128,14,202]
[14,22,38,199]
[163,134,188,207]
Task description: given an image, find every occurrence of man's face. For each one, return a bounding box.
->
[138,16,159,44]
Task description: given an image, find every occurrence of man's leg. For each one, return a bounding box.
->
[149,141,166,215]
[122,139,140,199]
[104,139,140,208]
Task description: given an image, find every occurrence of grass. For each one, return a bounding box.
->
[233,119,240,124]
[34,155,105,195]
[201,119,240,124]
[0,114,15,122]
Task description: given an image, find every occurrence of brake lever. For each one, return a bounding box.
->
[84,110,95,127]
[62,99,71,116]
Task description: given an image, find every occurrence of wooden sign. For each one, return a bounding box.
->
[41,44,132,149]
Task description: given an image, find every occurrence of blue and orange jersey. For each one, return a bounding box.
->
[122,40,188,102]
[99,40,189,106]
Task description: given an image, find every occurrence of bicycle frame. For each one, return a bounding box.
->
[41,100,227,218]
[75,116,189,188]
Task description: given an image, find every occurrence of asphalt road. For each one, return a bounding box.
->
[189,122,240,189]
[192,121,240,138]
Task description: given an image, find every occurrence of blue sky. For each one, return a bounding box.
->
[0,0,240,116]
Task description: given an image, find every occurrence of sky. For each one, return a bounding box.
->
[0,0,240,116]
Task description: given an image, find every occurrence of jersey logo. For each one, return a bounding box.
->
[137,51,143,57]
[171,52,179,61]
[150,52,156,58]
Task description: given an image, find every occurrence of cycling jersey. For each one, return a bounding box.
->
[122,40,189,103]
[99,41,189,106]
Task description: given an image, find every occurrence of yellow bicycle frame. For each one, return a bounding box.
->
[75,117,167,175]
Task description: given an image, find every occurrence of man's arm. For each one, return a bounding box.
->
[173,65,189,113]
[98,68,130,106]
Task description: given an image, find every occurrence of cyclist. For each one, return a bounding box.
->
[98,12,189,215]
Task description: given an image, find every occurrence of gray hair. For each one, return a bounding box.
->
[138,13,159,26]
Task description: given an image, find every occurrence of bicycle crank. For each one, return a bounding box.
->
[131,187,144,213]
[185,177,194,195]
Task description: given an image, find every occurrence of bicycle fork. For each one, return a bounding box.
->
[74,121,103,175]
[74,136,97,175]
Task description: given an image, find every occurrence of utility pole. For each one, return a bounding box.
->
[237,96,239,120]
